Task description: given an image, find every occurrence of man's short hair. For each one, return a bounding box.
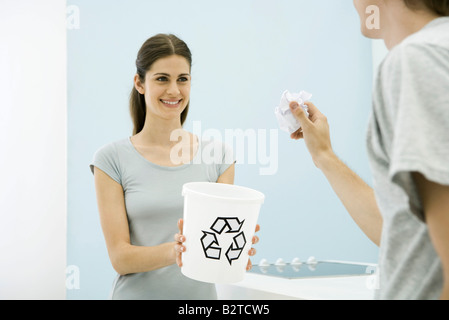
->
[403,0,449,16]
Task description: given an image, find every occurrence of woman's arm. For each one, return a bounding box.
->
[413,172,449,300]
[94,167,176,275]
[290,101,383,246]
[217,163,235,184]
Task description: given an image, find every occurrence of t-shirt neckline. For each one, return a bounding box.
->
[127,136,201,170]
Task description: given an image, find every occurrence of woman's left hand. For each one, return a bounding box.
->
[247,224,260,271]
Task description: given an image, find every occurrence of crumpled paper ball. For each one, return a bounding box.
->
[274,90,312,134]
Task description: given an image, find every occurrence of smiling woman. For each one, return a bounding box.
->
[135,56,191,120]
[129,34,192,135]
[89,34,258,300]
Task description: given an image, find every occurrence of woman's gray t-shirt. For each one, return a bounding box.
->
[90,137,235,299]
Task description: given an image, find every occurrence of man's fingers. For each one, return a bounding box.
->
[303,101,326,122]
[289,101,311,128]
[303,101,318,114]
[290,129,304,140]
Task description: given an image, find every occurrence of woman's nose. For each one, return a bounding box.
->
[167,81,181,95]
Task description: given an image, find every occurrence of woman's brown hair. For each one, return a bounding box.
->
[403,0,449,16]
[129,34,192,135]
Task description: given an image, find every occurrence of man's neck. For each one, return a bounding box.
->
[382,3,441,49]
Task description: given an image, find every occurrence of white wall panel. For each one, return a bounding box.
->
[0,0,67,299]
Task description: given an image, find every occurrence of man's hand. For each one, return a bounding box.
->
[289,101,333,169]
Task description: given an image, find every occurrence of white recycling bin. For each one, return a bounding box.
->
[181,182,264,284]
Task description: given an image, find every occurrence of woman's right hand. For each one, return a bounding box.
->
[289,101,335,169]
[174,219,186,267]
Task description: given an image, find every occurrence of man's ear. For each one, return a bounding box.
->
[134,74,145,94]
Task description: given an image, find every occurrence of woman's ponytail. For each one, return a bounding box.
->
[129,85,146,135]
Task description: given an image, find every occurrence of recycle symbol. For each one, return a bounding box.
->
[200,217,247,266]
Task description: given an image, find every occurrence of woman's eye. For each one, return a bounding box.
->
[155,76,188,82]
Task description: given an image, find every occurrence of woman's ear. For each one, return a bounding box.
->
[134,74,145,94]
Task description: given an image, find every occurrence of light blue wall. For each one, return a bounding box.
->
[67,0,378,299]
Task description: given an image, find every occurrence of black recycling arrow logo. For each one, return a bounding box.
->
[225,231,246,265]
[201,217,247,265]
[210,217,244,234]
[200,231,221,260]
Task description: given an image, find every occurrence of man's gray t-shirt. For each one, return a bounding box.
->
[367,17,449,299]
[90,137,235,299]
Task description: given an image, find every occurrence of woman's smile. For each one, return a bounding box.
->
[160,98,183,108]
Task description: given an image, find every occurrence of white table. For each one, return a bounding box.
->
[216,261,377,300]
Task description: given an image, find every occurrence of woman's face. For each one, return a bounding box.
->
[135,54,191,123]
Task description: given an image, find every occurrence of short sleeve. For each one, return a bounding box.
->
[89,143,122,185]
[217,141,236,177]
[388,44,449,219]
